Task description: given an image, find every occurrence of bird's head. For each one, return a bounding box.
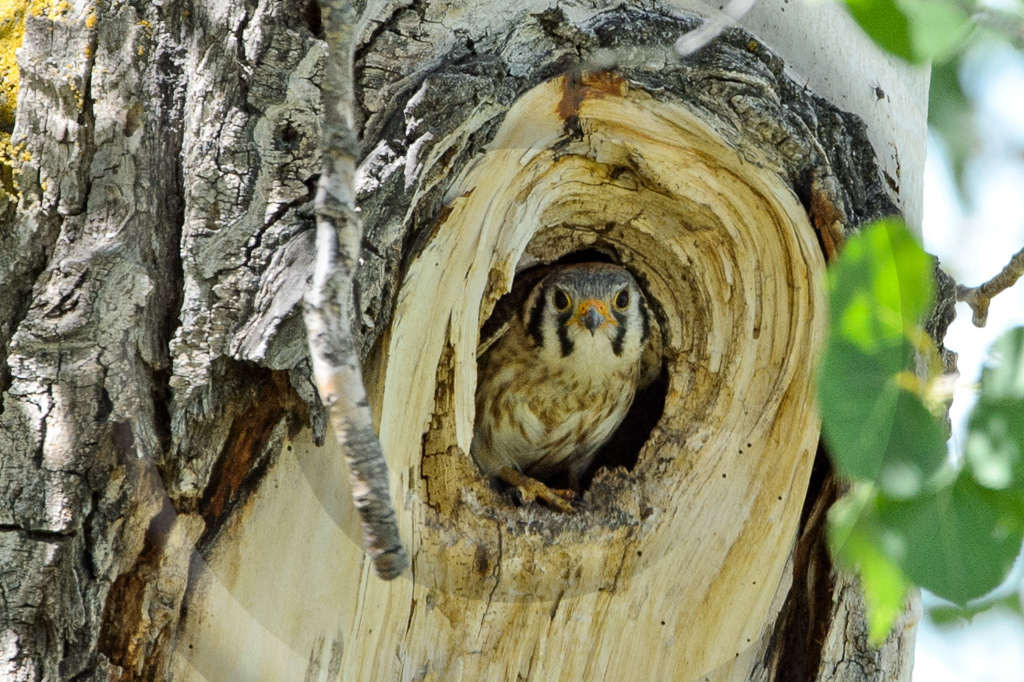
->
[524,263,650,366]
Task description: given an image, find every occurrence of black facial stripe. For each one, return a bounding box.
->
[525,283,547,348]
[639,297,650,344]
[610,309,627,356]
[556,310,574,357]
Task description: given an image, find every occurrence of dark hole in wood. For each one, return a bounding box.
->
[584,363,667,486]
[278,122,300,150]
[304,0,324,37]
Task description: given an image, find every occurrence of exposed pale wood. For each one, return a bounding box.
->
[173,72,824,680]
[372,73,826,680]
[168,428,361,681]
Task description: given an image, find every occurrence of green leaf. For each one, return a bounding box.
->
[826,218,934,349]
[874,474,1024,605]
[831,472,1024,628]
[900,0,973,62]
[874,389,950,496]
[966,328,1024,490]
[820,343,948,493]
[828,489,912,643]
[819,219,944,490]
[929,592,1024,627]
[841,0,972,63]
[842,0,917,62]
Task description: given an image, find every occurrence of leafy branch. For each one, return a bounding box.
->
[820,219,1024,642]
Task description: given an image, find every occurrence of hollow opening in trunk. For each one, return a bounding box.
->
[475,247,668,497]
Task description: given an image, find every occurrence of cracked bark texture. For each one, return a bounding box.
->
[2,0,324,679]
[0,0,947,680]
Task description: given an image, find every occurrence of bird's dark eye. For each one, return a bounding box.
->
[553,290,571,312]
[614,289,630,310]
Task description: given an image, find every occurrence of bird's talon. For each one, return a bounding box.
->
[550,487,578,502]
[500,467,577,513]
[529,486,576,513]
[515,486,536,505]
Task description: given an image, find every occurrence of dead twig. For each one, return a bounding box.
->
[675,0,757,56]
[303,0,407,580]
[956,244,1024,327]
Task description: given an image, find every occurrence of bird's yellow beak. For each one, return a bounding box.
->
[569,298,616,334]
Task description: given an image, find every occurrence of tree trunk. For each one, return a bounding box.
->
[0,1,946,680]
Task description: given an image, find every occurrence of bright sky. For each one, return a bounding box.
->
[915,40,1024,682]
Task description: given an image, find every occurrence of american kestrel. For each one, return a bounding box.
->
[472,263,652,511]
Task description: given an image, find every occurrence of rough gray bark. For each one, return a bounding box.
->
[2,0,324,678]
[0,1,953,680]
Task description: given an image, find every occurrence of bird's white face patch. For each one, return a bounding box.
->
[557,325,636,381]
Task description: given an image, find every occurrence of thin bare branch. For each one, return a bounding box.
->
[303,0,407,580]
[675,0,757,56]
[956,244,1024,327]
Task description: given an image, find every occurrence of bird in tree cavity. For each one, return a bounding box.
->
[472,262,656,511]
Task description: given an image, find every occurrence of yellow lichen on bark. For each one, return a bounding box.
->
[0,0,28,133]
[0,0,60,129]
[0,0,30,197]
[0,0,70,198]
